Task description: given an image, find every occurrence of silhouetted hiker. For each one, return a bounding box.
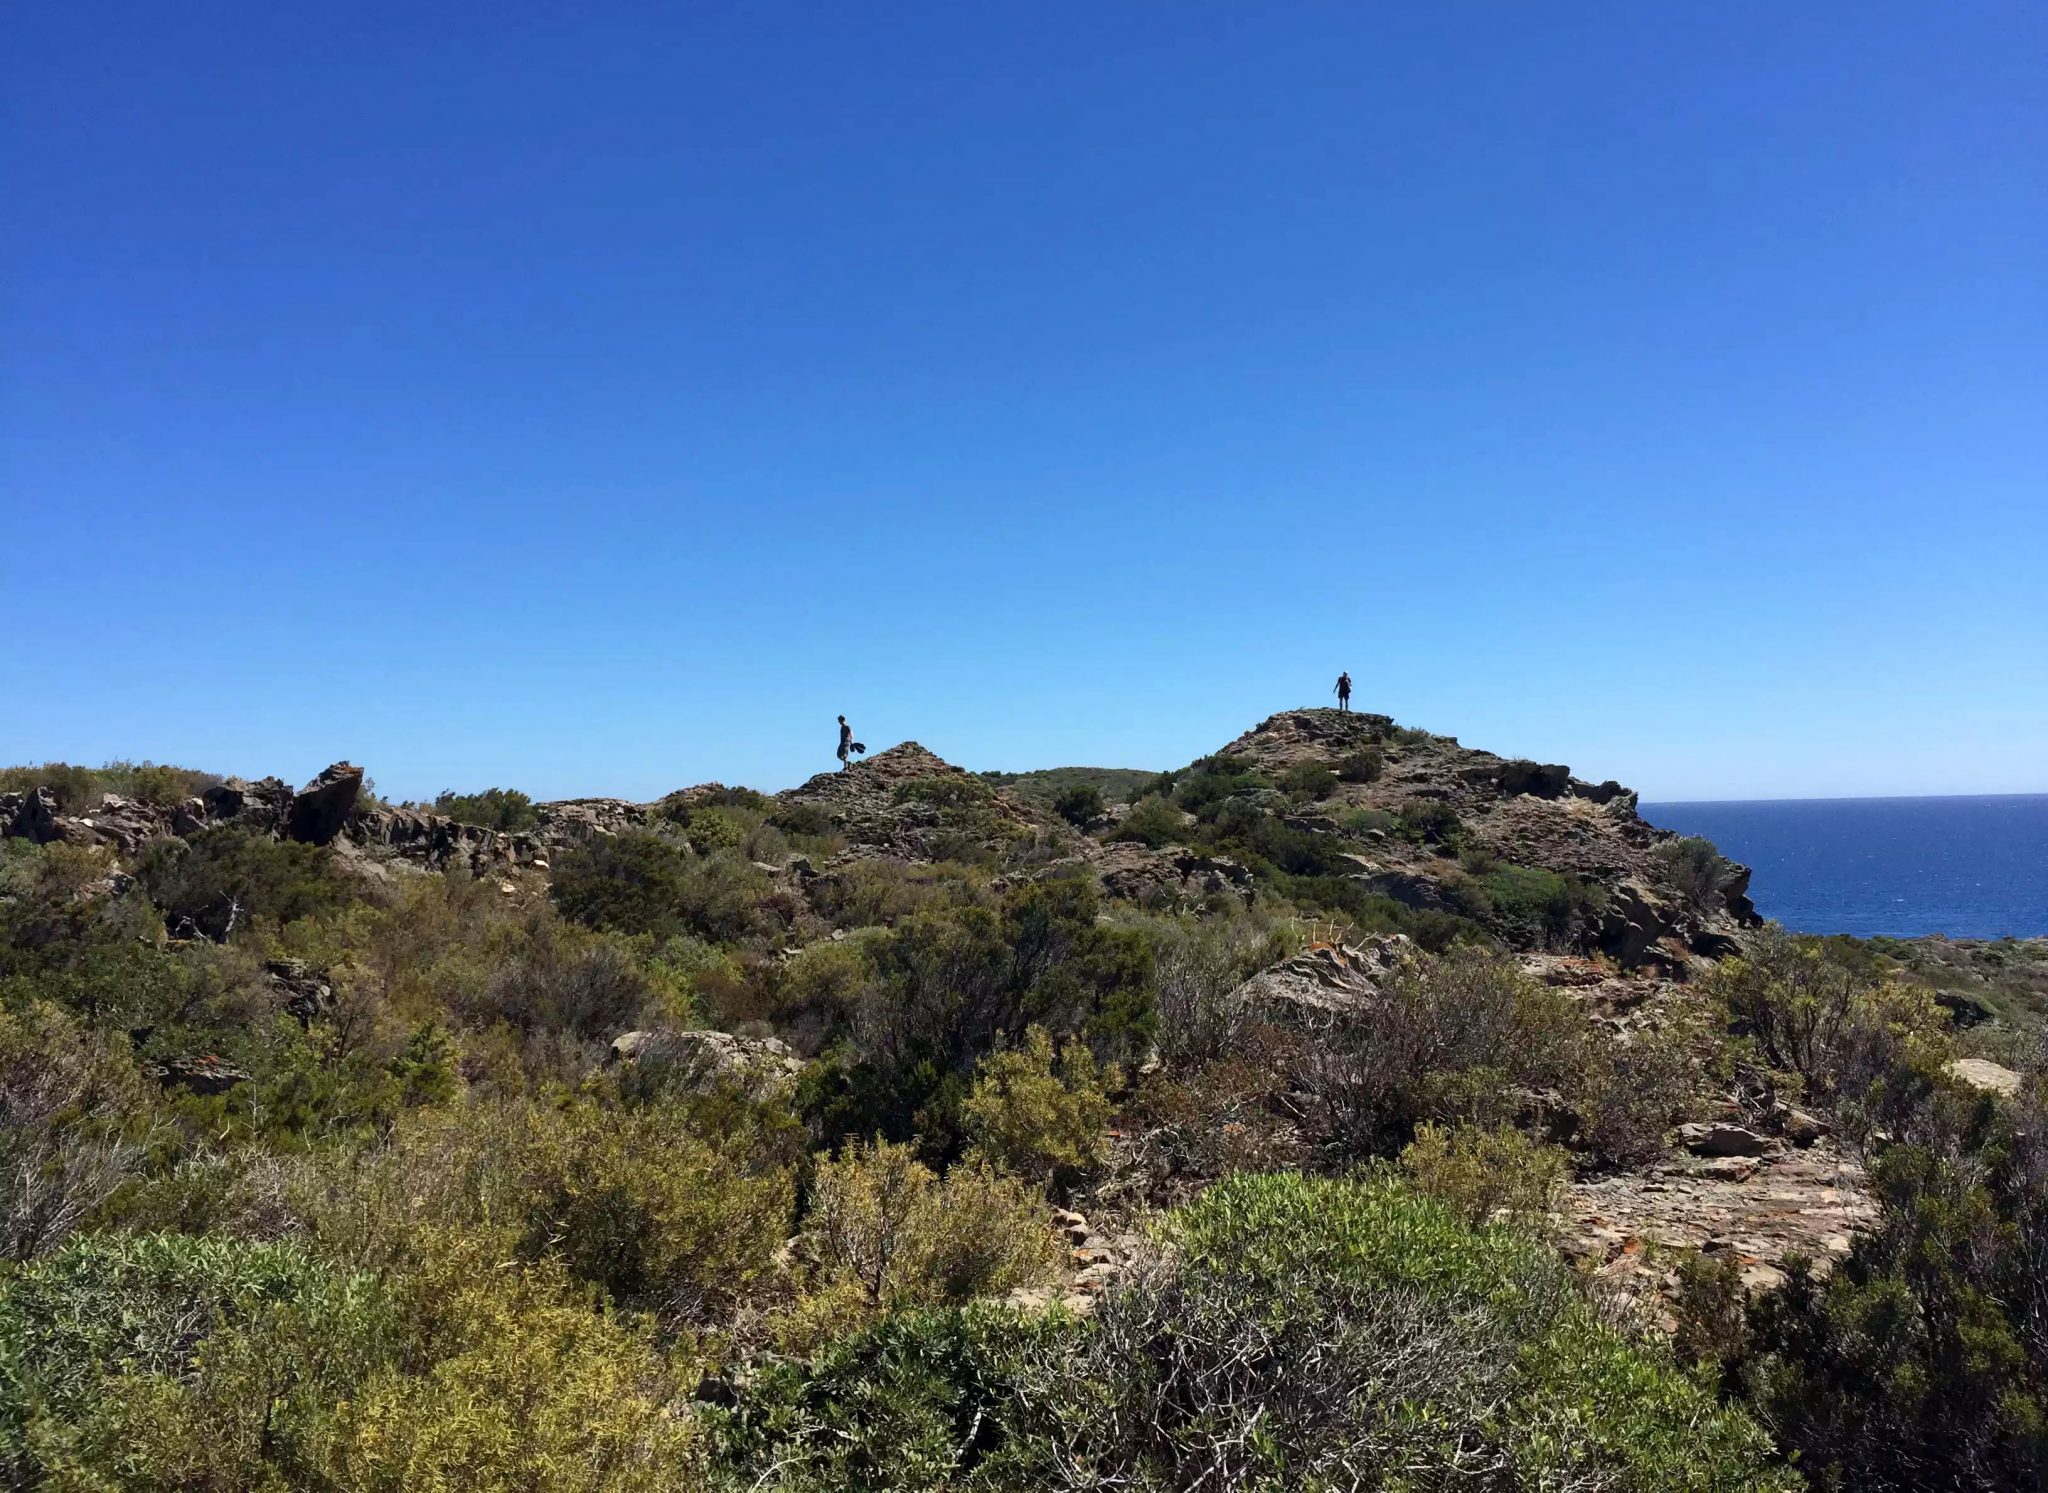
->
[1334,672,1352,711]
[837,715,855,769]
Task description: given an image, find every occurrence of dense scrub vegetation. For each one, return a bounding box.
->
[2,744,2043,1489]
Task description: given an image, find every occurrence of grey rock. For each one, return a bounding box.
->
[288,762,364,845]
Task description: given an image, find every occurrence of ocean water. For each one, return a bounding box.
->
[1642,795,2048,940]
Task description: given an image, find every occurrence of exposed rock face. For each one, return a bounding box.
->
[151,1054,253,1096]
[287,762,364,845]
[1227,937,1416,1026]
[264,959,333,1025]
[1083,842,1255,908]
[203,777,294,836]
[1207,709,1759,971]
[606,1028,805,1102]
[1566,1142,1877,1303]
[344,806,544,876]
[2,788,171,854]
[5,787,69,845]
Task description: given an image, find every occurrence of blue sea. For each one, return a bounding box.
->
[1643,795,2048,940]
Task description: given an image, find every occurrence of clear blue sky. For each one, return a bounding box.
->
[6,3,2044,803]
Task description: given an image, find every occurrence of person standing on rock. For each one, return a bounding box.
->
[837,715,854,770]
[1334,672,1352,711]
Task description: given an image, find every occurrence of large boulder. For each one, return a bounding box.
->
[5,787,64,844]
[1946,1058,2023,1098]
[606,1028,805,1102]
[287,762,364,845]
[1228,937,1415,1027]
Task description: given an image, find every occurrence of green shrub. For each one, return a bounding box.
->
[799,1139,1059,1312]
[1278,761,1338,803]
[1397,1122,1568,1228]
[0,1231,392,1487]
[1051,784,1103,828]
[1337,746,1385,784]
[1707,927,1953,1133]
[961,1027,1117,1190]
[328,1229,700,1492]
[1298,947,1592,1154]
[1655,834,1740,916]
[1731,1110,2048,1491]
[1480,863,1610,950]
[1,1002,155,1260]
[767,802,836,840]
[1396,798,1463,846]
[716,1174,1796,1492]
[1108,794,1184,849]
[137,826,353,939]
[432,786,538,832]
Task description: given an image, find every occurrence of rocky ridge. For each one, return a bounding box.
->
[0,710,1885,1312]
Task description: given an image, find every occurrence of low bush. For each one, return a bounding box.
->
[1337,746,1385,784]
[1397,1122,1568,1228]
[1724,1100,2048,1491]
[1298,946,1591,1154]
[137,826,353,940]
[714,1173,1796,1491]
[0,1231,392,1487]
[799,1140,1059,1314]
[1051,784,1103,828]
[0,1002,155,1260]
[1277,761,1337,803]
[1397,798,1463,846]
[961,1026,1117,1190]
[1108,794,1184,849]
[1656,834,1740,917]
[1479,863,1610,950]
[1708,927,1953,1134]
[432,786,538,832]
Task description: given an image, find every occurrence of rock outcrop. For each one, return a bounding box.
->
[606,1028,805,1102]
[774,743,1056,862]
[1201,709,1759,971]
[286,762,364,845]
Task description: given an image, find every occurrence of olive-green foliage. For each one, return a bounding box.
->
[1397,1122,1569,1228]
[1397,797,1463,845]
[979,767,1158,810]
[137,826,353,939]
[0,759,219,811]
[1107,793,1184,848]
[710,1305,1075,1491]
[551,830,777,945]
[800,878,1154,1153]
[301,1098,793,1330]
[1051,783,1103,827]
[961,1026,1117,1189]
[800,1140,1059,1318]
[1727,1095,2048,1491]
[766,801,836,840]
[327,1231,702,1492]
[1277,760,1337,803]
[1300,946,1595,1155]
[1475,863,1610,951]
[712,1173,1796,1492]
[1336,746,1385,784]
[0,1001,155,1260]
[548,831,693,937]
[1707,926,1953,1134]
[1656,834,1740,916]
[432,786,538,831]
[0,1231,393,1488]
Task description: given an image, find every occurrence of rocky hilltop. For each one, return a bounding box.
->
[0,711,1975,1308]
